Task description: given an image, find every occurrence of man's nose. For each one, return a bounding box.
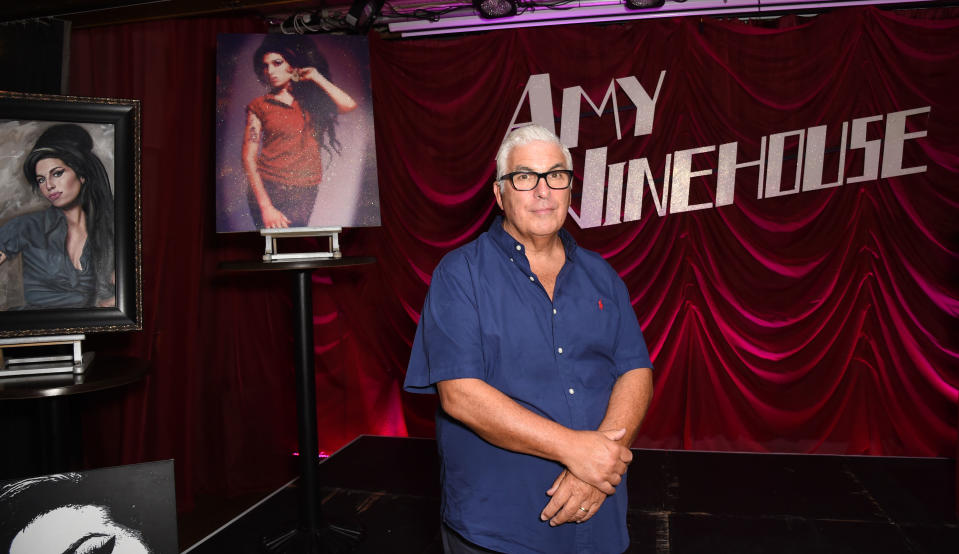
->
[533,176,550,197]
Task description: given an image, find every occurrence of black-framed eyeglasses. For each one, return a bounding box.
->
[499,170,574,191]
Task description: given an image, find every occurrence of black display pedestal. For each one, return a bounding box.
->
[0,356,150,478]
[220,258,374,553]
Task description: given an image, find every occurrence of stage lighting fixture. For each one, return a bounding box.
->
[624,0,666,9]
[345,0,386,29]
[474,0,518,19]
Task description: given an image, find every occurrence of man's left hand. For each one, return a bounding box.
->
[540,469,607,526]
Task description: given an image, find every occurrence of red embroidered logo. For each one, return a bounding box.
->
[598,299,604,311]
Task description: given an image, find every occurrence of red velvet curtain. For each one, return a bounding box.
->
[68,6,958,510]
[67,16,299,508]
[371,7,958,456]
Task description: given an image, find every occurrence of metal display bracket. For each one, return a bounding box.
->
[262,227,343,262]
[0,334,94,377]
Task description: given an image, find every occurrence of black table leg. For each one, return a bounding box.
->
[261,269,362,553]
[293,269,322,537]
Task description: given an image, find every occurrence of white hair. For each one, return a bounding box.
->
[495,125,573,190]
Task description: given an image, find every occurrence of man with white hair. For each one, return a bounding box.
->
[405,124,654,553]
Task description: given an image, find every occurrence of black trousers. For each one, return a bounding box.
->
[440,523,502,554]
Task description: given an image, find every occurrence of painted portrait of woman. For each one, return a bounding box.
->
[215,33,380,232]
[0,123,116,310]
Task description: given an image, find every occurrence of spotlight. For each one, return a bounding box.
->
[473,0,517,19]
[345,0,386,29]
[624,0,666,9]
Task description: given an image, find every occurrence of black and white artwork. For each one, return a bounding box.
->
[0,460,177,553]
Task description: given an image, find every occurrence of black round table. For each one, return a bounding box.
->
[0,356,150,477]
[219,257,374,553]
[0,356,150,400]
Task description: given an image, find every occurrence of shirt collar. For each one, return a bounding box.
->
[488,215,578,262]
[264,96,296,109]
[38,207,68,244]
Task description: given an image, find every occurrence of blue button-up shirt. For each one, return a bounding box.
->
[405,217,652,554]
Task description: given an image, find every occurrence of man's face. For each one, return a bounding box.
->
[493,140,571,243]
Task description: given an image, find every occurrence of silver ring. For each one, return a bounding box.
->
[578,506,588,513]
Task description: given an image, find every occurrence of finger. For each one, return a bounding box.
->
[604,428,626,441]
[609,473,621,487]
[546,471,566,496]
[551,498,585,526]
[579,502,599,523]
[541,482,571,521]
[620,448,633,464]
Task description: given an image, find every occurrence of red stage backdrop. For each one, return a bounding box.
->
[67,6,957,509]
[369,7,958,456]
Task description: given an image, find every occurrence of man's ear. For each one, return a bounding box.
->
[493,181,504,210]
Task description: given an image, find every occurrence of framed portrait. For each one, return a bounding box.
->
[0,91,142,338]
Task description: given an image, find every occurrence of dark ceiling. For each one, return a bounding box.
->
[0,0,365,28]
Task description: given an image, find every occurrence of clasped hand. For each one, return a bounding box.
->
[541,470,606,526]
[563,428,632,494]
[541,428,632,526]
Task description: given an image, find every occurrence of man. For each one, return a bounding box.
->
[405,124,653,553]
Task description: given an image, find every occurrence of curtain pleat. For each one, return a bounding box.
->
[66,6,957,511]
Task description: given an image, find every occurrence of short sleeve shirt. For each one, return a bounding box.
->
[404,216,652,554]
[247,95,324,186]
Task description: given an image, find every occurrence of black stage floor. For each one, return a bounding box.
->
[184,435,957,553]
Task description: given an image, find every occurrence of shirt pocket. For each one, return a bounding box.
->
[563,295,620,371]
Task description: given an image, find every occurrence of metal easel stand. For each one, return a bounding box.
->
[0,334,94,377]
[262,227,343,262]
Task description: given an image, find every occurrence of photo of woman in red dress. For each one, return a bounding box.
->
[215,34,379,233]
[243,35,357,229]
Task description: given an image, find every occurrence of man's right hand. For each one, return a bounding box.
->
[561,428,632,495]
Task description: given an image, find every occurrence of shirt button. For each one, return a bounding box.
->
[509,257,514,262]
[568,388,575,395]
[515,244,522,251]
[552,308,557,315]
[557,347,563,354]
[529,275,535,281]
